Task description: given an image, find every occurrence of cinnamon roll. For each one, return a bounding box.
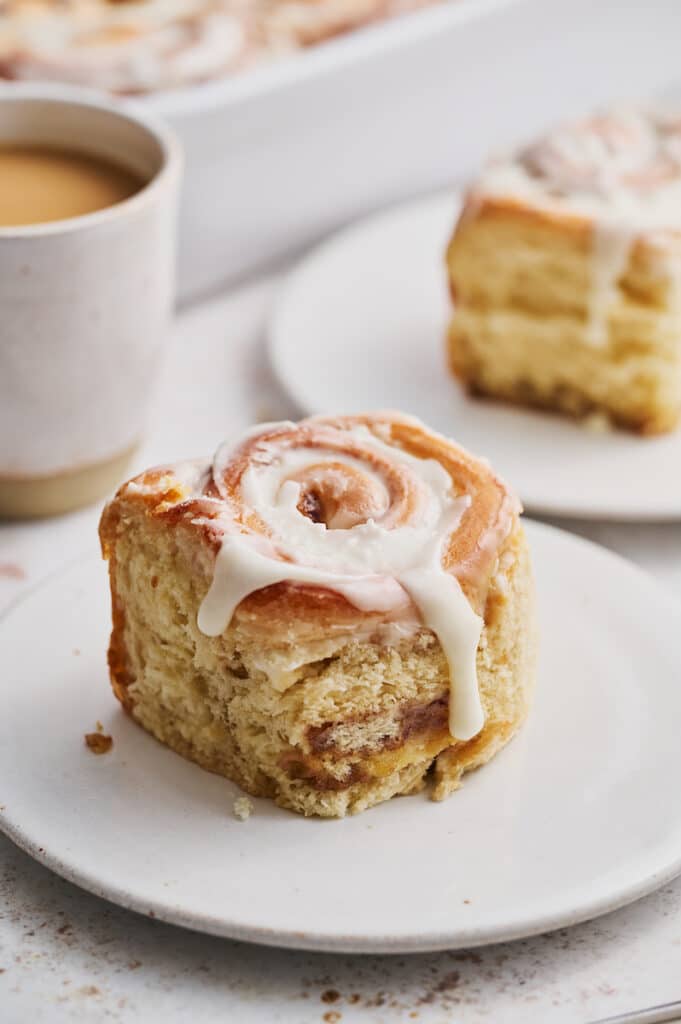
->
[446,108,681,434]
[99,413,536,817]
[0,0,255,94]
[0,0,441,92]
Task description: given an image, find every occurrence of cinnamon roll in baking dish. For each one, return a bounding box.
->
[99,414,536,817]
[0,0,439,93]
[446,108,681,434]
[0,0,256,93]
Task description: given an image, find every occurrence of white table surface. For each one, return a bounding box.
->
[1,275,680,1024]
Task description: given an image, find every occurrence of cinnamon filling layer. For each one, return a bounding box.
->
[308,695,449,755]
[281,695,453,792]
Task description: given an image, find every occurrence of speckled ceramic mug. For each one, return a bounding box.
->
[0,84,182,518]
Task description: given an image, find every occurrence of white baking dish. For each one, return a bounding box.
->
[142,0,681,302]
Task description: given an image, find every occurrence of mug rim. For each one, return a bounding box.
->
[0,82,182,239]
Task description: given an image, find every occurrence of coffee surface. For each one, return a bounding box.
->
[0,145,143,226]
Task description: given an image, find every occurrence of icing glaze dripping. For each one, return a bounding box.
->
[196,420,496,741]
[586,217,634,346]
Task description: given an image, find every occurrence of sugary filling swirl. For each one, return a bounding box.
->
[518,110,681,196]
[1,0,247,89]
[197,416,518,740]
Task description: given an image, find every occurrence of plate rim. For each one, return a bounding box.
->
[2,523,681,954]
[267,190,681,524]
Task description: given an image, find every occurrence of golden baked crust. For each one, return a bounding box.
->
[99,414,537,817]
[446,111,681,435]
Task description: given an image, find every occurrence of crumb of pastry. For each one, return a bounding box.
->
[581,411,613,434]
[233,795,254,821]
[85,731,113,755]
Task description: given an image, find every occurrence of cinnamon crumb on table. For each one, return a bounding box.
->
[84,732,113,755]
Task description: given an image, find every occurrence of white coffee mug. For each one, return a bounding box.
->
[0,84,182,517]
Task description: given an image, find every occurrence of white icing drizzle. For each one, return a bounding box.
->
[1,0,248,91]
[586,218,635,346]
[0,0,437,92]
[479,109,681,228]
[196,423,485,741]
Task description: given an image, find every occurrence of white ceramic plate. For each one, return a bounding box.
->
[2,522,681,953]
[269,192,681,521]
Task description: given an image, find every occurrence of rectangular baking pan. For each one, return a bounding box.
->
[144,0,681,302]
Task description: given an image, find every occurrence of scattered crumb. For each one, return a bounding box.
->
[321,990,340,1004]
[0,563,26,580]
[72,648,81,656]
[95,721,104,733]
[463,899,471,904]
[581,411,612,434]
[233,796,254,821]
[84,732,113,755]
[434,971,460,993]
[78,986,101,997]
[323,1014,342,1024]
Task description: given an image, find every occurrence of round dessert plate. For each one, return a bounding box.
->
[269,191,681,521]
[2,522,681,953]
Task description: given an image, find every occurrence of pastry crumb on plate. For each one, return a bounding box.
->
[233,796,254,821]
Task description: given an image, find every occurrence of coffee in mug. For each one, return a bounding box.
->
[0,145,143,227]
[0,85,182,519]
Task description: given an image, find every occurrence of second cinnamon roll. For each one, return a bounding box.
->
[446,107,681,434]
[99,412,536,817]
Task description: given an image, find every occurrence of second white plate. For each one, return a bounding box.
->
[269,192,681,521]
[2,523,681,952]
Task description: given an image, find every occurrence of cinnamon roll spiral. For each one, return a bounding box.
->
[518,109,681,196]
[0,0,442,93]
[192,414,517,740]
[100,413,534,816]
[0,0,252,94]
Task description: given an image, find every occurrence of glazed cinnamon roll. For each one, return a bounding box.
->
[99,413,536,817]
[0,0,441,92]
[0,0,254,94]
[446,108,681,434]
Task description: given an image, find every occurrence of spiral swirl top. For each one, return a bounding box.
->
[0,0,250,93]
[519,111,681,194]
[0,0,435,93]
[477,107,681,232]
